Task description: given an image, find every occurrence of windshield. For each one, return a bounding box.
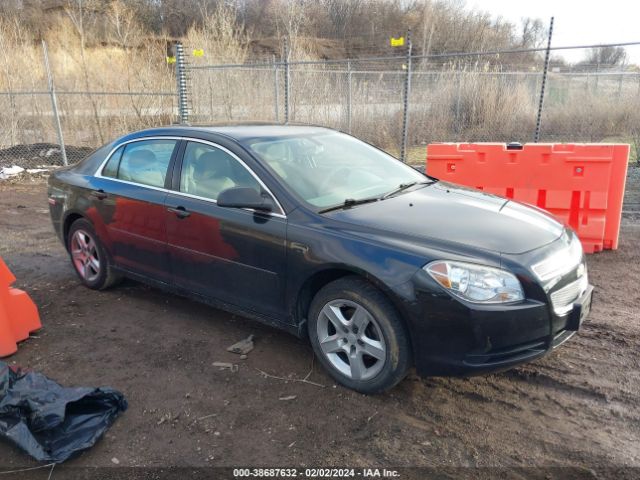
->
[245,131,426,209]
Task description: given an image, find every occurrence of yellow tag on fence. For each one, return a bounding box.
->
[390,36,405,47]
[166,56,176,64]
[193,49,204,57]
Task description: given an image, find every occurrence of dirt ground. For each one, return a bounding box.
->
[0,178,639,478]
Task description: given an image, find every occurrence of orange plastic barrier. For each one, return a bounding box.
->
[0,257,41,357]
[426,143,630,254]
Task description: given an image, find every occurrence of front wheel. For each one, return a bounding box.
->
[308,276,412,394]
[67,218,121,290]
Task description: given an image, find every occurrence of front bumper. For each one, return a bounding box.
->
[406,278,593,377]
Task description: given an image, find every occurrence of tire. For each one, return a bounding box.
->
[308,276,412,394]
[67,218,122,290]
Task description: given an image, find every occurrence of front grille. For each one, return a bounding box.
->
[531,232,583,281]
[550,272,588,316]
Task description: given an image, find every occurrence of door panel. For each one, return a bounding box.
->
[105,184,170,280]
[166,195,287,316]
[165,140,288,319]
[93,139,178,281]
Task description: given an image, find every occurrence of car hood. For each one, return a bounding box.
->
[326,182,564,255]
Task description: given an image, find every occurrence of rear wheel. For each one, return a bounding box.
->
[308,276,411,394]
[67,218,121,290]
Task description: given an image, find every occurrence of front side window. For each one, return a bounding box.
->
[179,141,262,201]
[244,131,425,209]
[107,139,177,188]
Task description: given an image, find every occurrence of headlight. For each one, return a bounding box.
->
[425,261,524,303]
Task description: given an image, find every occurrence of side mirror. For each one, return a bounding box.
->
[217,187,274,212]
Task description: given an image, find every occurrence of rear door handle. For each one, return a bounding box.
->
[90,189,107,200]
[167,206,191,219]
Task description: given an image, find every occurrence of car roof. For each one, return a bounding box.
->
[134,124,336,142]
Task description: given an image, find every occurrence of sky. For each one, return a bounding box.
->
[468,0,640,65]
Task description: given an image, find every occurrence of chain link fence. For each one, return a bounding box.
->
[0,91,177,170]
[1,40,639,174]
[185,45,640,164]
[0,41,177,173]
[0,91,68,169]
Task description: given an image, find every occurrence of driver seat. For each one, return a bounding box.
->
[191,150,236,199]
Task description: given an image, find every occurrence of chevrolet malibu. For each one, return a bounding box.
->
[48,125,593,393]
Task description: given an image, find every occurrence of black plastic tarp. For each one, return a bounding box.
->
[0,361,127,463]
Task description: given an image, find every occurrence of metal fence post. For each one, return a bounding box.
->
[42,40,68,166]
[175,42,189,124]
[347,60,353,134]
[273,55,280,123]
[534,17,554,143]
[454,70,462,135]
[585,73,590,92]
[617,72,623,100]
[284,38,291,125]
[400,30,412,163]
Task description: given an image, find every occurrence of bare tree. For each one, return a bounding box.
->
[584,46,627,67]
[273,0,307,42]
[64,0,105,143]
[322,0,364,39]
[0,17,21,145]
[107,0,141,47]
[520,18,546,49]
[186,3,249,119]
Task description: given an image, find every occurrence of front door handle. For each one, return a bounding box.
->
[90,189,107,200]
[167,206,191,219]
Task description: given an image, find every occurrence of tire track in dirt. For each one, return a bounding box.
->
[1,180,639,470]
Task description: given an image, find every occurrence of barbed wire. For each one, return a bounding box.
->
[187,40,640,70]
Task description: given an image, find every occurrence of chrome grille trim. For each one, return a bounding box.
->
[550,272,589,316]
[532,233,583,282]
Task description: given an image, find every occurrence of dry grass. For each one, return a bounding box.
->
[0,10,638,164]
[0,12,174,159]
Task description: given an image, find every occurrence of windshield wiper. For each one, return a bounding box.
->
[318,196,380,214]
[381,180,433,199]
[318,180,435,214]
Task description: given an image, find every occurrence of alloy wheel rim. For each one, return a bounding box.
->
[70,230,101,282]
[316,299,386,381]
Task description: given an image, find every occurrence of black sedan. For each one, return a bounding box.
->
[47,125,593,393]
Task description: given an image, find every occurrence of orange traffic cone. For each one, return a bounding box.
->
[0,257,41,357]
[0,307,18,357]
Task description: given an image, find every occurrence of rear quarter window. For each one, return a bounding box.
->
[101,146,124,178]
[100,139,178,188]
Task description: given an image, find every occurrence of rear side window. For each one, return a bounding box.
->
[104,139,177,188]
[102,146,124,178]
